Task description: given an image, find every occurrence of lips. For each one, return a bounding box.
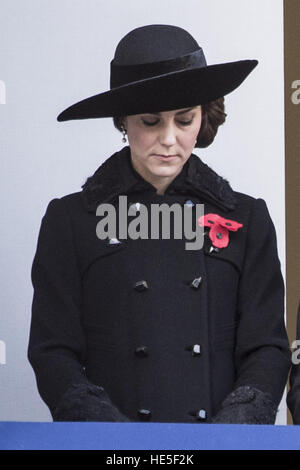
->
[154,154,178,158]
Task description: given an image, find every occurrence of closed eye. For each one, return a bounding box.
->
[142,119,159,126]
[178,120,193,126]
[142,118,194,127]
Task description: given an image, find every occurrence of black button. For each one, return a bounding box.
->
[192,344,201,356]
[189,409,206,420]
[134,280,149,291]
[138,409,152,421]
[107,237,122,245]
[190,277,202,289]
[185,344,201,356]
[134,346,148,357]
[196,409,206,420]
[209,246,219,253]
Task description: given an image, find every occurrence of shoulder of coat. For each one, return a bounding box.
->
[53,191,86,215]
[228,191,263,228]
[232,190,257,207]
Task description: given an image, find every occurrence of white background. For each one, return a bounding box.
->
[0,0,286,422]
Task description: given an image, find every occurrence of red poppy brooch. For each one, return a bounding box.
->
[198,213,243,250]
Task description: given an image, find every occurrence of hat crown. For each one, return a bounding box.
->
[113,24,200,66]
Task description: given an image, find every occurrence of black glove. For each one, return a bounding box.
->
[212,385,278,424]
[52,383,130,422]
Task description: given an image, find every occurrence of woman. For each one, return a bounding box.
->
[28,24,291,423]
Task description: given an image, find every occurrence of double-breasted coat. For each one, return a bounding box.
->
[28,146,291,423]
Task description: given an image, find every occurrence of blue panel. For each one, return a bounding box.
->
[0,422,300,450]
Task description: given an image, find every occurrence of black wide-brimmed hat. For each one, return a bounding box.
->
[57,24,258,122]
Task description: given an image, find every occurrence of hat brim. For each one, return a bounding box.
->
[57,59,258,121]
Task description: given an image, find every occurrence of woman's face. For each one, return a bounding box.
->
[123,106,202,190]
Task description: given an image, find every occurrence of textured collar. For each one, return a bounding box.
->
[81,146,237,212]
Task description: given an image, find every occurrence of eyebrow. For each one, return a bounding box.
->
[146,107,196,116]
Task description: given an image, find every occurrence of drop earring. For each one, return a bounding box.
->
[121,125,127,143]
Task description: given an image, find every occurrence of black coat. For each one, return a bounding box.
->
[28,146,291,423]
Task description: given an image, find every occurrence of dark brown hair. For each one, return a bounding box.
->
[113,97,227,148]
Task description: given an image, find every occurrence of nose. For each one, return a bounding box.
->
[158,121,177,147]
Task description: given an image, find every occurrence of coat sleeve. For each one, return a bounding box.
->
[212,198,291,424]
[28,198,130,422]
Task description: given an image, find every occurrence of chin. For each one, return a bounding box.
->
[152,167,178,177]
[152,161,180,170]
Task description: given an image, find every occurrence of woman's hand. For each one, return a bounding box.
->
[53,383,131,422]
[211,386,277,424]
